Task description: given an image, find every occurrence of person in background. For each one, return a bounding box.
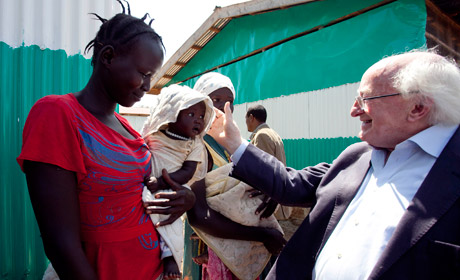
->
[141,84,215,279]
[245,105,286,166]
[16,2,195,279]
[208,50,460,280]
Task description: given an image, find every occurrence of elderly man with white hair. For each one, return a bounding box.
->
[208,50,460,280]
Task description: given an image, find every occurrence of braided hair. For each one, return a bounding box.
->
[85,0,165,66]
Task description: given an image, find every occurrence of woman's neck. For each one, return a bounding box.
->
[74,75,117,117]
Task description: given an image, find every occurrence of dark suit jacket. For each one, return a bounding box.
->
[230,127,460,279]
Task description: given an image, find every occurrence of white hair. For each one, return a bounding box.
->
[392,50,460,125]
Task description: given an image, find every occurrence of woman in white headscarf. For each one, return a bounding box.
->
[185,72,286,280]
[193,72,236,167]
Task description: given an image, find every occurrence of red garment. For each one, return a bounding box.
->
[203,249,259,280]
[18,94,162,279]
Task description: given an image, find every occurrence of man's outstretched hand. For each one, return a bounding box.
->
[208,102,243,154]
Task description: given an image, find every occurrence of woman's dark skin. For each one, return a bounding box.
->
[144,169,196,227]
[24,36,195,279]
[187,178,286,255]
[24,162,94,279]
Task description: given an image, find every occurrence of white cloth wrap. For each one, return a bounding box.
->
[193,72,235,98]
[143,186,188,271]
[194,163,284,280]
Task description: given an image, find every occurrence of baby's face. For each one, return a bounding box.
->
[169,102,206,138]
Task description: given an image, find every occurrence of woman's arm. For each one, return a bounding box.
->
[24,161,97,280]
[187,178,286,255]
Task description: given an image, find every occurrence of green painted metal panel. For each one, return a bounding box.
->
[173,0,383,81]
[171,0,426,105]
[284,137,362,169]
[0,42,92,279]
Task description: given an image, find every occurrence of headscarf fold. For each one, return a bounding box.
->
[193,72,235,98]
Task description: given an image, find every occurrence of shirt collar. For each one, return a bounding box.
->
[404,124,458,158]
[250,123,268,139]
[371,124,458,170]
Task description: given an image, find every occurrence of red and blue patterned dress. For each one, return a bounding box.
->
[18,93,162,279]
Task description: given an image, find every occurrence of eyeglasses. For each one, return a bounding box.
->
[355,93,401,109]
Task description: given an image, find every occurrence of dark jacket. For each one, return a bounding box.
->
[230,127,460,279]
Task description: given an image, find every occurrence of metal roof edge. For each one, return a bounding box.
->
[149,0,315,94]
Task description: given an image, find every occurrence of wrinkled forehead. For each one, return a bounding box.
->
[358,63,396,95]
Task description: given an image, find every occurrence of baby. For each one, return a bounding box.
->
[141,84,215,280]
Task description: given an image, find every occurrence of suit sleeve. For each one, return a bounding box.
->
[230,144,329,207]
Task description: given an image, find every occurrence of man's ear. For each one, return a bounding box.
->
[100,45,115,66]
[408,98,433,122]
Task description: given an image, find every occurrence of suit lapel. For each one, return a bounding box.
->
[370,127,460,278]
[318,148,372,252]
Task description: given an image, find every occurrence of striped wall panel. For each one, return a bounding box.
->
[0,1,119,278]
[234,82,362,140]
[234,82,362,168]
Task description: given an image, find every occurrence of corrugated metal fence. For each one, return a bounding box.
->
[0,1,118,278]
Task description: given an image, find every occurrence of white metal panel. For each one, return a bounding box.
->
[0,0,120,57]
[234,82,362,140]
[123,115,149,134]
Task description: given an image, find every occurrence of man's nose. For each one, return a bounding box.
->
[350,100,363,117]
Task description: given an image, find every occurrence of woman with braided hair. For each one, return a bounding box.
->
[17,1,194,279]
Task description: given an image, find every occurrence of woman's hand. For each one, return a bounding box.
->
[144,169,196,227]
[249,190,279,219]
[261,227,287,255]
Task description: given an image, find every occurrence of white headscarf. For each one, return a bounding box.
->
[141,84,215,138]
[193,72,235,98]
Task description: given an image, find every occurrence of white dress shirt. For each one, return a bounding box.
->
[231,140,248,164]
[312,124,458,280]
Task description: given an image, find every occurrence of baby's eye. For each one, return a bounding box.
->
[188,113,194,117]
[199,115,204,119]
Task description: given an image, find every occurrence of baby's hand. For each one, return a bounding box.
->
[144,176,160,192]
